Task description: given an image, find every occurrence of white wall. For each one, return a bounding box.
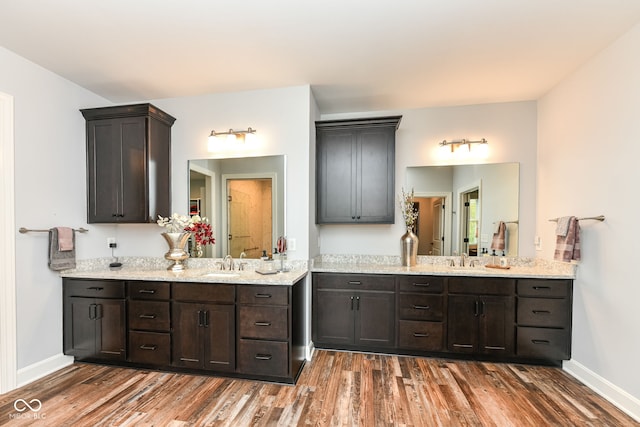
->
[319,102,537,257]
[538,22,640,411]
[0,46,110,371]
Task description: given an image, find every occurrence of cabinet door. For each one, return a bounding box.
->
[316,129,357,223]
[447,295,479,353]
[355,291,395,347]
[357,127,395,223]
[313,289,355,345]
[479,296,514,355]
[64,297,97,359]
[172,302,204,369]
[95,298,126,360]
[87,117,146,223]
[202,303,235,372]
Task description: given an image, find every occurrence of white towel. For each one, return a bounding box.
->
[555,216,572,237]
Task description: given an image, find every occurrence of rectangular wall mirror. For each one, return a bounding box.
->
[188,155,286,258]
[406,162,519,256]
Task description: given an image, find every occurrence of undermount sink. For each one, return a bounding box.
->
[202,272,241,278]
[447,266,482,271]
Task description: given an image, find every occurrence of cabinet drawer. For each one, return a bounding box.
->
[448,277,514,296]
[517,279,571,298]
[517,327,570,360]
[238,339,289,377]
[237,285,288,305]
[517,298,569,328]
[64,279,125,298]
[398,320,444,351]
[239,306,288,340]
[128,281,170,300]
[129,331,171,365]
[398,294,443,321]
[129,300,170,331]
[314,273,395,292]
[397,276,444,293]
[172,282,235,303]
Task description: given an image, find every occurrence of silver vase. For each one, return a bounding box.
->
[400,228,419,267]
[162,232,191,272]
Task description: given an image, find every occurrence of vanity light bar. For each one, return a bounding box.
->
[209,127,257,138]
[439,138,487,152]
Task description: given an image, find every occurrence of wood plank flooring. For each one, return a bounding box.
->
[0,350,637,426]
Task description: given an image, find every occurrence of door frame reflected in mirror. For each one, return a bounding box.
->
[222,172,277,258]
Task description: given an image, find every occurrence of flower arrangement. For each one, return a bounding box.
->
[399,188,419,231]
[185,215,215,246]
[157,213,193,233]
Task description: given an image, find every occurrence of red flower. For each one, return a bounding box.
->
[184,221,215,246]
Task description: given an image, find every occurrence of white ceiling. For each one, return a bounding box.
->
[2,1,640,113]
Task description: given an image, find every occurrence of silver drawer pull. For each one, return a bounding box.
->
[255,293,272,298]
[413,333,430,337]
[87,286,104,291]
[348,281,361,285]
[412,305,431,310]
[532,310,551,315]
[532,339,551,345]
[413,283,431,287]
[255,322,272,326]
[532,286,551,290]
[255,354,272,360]
[139,314,157,319]
[139,345,157,351]
[138,289,156,294]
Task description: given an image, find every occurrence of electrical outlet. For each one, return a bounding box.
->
[107,237,116,248]
[288,238,297,251]
[535,236,542,251]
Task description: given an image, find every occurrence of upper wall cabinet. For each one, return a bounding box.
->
[316,116,401,224]
[81,104,176,223]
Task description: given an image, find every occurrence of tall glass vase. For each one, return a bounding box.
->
[400,228,419,267]
[162,232,191,272]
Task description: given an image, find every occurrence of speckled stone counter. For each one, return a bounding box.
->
[60,257,308,285]
[311,255,576,279]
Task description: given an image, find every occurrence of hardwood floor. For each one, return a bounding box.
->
[0,350,636,426]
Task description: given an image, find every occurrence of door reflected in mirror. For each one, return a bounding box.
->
[406,163,519,256]
[188,155,286,258]
[226,177,273,259]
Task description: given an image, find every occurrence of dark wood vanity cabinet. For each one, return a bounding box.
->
[447,277,515,356]
[64,278,305,383]
[312,272,571,365]
[171,283,236,372]
[63,279,126,361]
[516,279,572,360]
[127,281,171,366]
[315,116,401,224]
[238,285,294,380]
[81,103,176,223]
[312,273,396,349]
[396,276,446,352]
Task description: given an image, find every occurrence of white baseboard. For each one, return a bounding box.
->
[563,359,640,423]
[16,354,74,389]
[306,341,315,361]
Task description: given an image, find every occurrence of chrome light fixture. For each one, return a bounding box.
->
[439,138,488,157]
[208,127,257,150]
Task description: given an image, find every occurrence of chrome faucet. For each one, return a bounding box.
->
[223,254,234,271]
[460,253,468,267]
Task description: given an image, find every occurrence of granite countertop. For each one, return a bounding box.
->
[311,255,576,279]
[60,257,309,286]
[59,255,576,284]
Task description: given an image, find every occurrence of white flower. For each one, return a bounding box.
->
[157,213,193,233]
[399,188,418,231]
